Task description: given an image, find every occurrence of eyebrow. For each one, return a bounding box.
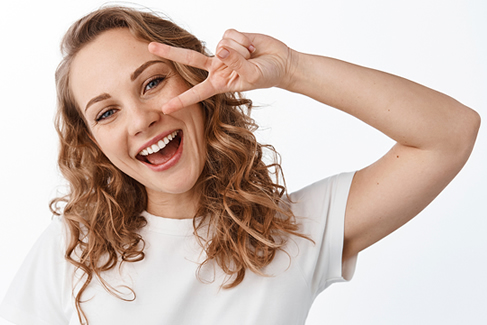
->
[85,93,111,112]
[84,60,166,113]
[131,60,166,81]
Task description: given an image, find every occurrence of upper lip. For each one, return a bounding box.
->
[136,129,180,156]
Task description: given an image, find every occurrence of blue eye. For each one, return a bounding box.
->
[96,109,116,122]
[144,77,164,93]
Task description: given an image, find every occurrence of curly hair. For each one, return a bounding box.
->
[51,5,309,324]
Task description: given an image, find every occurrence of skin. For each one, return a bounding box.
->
[148,28,481,262]
[66,25,480,264]
[70,29,206,220]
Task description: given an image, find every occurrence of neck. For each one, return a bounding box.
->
[145,187,200,219]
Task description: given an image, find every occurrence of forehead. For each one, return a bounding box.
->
[70,28,153,80]
[69,28,159,108]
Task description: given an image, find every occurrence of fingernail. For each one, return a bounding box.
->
[217,48,229,59]
[248,44,256,53]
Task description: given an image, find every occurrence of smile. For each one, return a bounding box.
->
[139,130,179,156]
[136,130,183,166]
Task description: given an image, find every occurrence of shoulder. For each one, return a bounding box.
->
[0,216,73,325]
[38,216,66,245]
[7,215,69,281]
[288,171,356,223]
[27,216,67,261]
[13,216,67,266]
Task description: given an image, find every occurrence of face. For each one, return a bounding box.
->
[70,28,206,207]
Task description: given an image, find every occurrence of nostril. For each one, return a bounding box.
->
[149,121,156,128]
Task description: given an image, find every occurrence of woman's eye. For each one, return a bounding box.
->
[96,109,116,122]
[144,77,164,93]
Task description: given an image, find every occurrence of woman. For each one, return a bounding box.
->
[0,5,480,325]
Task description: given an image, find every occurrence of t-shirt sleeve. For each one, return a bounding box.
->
[289,172,357,296]
[0,217,73,325]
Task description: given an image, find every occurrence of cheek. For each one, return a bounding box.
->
[93,131,126,163]
[194,110,207,151]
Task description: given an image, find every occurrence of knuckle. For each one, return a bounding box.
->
[223,28,237,38]
[218,39,230,48]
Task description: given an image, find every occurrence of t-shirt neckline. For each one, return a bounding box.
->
[140,210,195,236]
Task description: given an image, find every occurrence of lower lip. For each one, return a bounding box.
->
[141,132,184,172]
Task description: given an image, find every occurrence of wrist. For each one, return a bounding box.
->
[276,48,302,92]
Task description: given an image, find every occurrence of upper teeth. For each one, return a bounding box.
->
[139,130,179,156]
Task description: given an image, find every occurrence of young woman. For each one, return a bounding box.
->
[0,6,480,325]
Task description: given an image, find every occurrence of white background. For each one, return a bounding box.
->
[0,0,486,324]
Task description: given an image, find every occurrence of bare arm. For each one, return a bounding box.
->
[149,30,481,260]
[282,52,480,260]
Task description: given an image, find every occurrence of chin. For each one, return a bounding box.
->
[143,170,203,197]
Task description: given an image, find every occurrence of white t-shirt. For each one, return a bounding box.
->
[0,172,356,325]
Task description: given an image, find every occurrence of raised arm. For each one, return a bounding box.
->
[149,30,481,261]
[283,52,480,260]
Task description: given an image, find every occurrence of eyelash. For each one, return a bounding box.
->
[143,76,165,94]
[96,108,117,122]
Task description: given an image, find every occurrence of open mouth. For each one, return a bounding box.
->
[136,130,182,166]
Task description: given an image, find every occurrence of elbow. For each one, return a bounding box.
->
[470,108,481,137]
[460,106,480,154]
[447,105,481,166]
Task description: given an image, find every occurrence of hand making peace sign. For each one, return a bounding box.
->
[148,29,296,114]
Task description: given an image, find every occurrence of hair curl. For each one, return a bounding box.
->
[51,5,309,324]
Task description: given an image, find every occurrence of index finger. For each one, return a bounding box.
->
[148,42,211,70]
[162,79,216,114]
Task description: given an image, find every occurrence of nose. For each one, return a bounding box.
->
[126,100,162,136]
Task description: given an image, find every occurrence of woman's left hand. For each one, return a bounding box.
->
[148,29,295,114]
